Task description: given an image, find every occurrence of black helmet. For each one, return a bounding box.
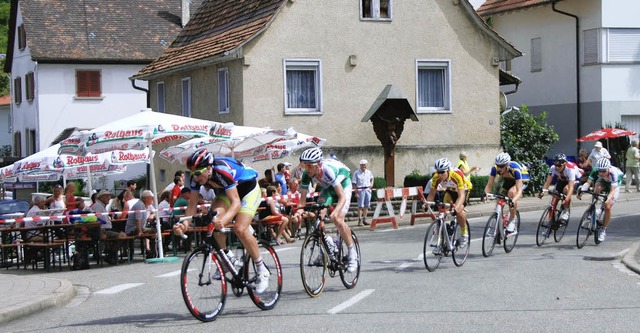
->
[186,148,213,171]
[554,153,567,163]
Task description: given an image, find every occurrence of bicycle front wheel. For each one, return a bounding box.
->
[482,214,498,257]
[338,230,361,289]
[554,208,569,243]
[246,239,282,310]
[503,211,520,253]
[180,248,226,322]
[452,221,469,267]
[536,207,552,246]
[300,234,327,297]
[576,207,593,249]
[423,221,443,272]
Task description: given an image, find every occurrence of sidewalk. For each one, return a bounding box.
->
[1,190,639,324]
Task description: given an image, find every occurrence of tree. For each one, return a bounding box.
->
[500,105,559,193]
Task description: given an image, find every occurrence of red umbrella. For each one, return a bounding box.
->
[576,128,637,142]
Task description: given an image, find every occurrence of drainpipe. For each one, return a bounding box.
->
[551,0,581,150]
[130,78,150,190]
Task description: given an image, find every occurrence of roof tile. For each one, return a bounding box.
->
[476,0,550,17]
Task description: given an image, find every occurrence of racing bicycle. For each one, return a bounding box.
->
[299,204,361,297]
[179,211,283,322]
[422,201,470,271]
[536,189,570,246]
[482,193,520,257]
[576,189,608,249]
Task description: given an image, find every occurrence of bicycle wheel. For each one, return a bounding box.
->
[536,207,552,246]
[554,208,569,243]
[245,239,282,310]
[338,230,361,289]
[300,234,327,297]
[423,221,443,271]
[482,214,498,257]
[452,221,469,267]
[503,211,520,253]
[576,207,593,249]
[180,247,226,322]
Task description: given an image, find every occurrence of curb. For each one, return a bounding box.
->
[0,277,76,324]
[622,241,640,275]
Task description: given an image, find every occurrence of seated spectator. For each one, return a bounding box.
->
[170,175,184,207]
[118,190,138,219]
[157,191,171,229]
[24,196,48,241]
[93,190,126,265]
[259,168,275,189]
[172,187,191,216]
[259,186,295,245]
[125,190,157,257]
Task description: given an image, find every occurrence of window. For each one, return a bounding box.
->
[17,24,26,50]
[157,82,165,113]
[530,37,542,72]
[182,77,191,117]
[603,28,640,63]
[284,59,322,114]
[416,60,451,112]
[361,0,392,20]
[76,70,101,97]
[218,67,229,114]
[26,129,36,155]
[13,132,21,157]
[583,29,600,64]
[25,72,34,102]
[13,77,22,104]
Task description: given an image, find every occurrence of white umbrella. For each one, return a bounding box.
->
[251,133,326,162]
[58,108,234,263]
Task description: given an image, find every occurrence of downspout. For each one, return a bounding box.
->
[130,78,150,190]
[551,0,581,148]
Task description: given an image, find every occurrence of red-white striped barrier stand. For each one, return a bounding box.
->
[370,186,425,231]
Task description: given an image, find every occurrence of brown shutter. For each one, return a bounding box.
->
[76,70,101,97]
[14,77,22,104]
[26,72,34,101]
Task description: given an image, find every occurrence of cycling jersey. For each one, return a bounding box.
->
[595,166,624,186]
[548,162,581,182]
[300,159,352,211]
[430,168,473,191]
[490,161,530,183]
[189,157,258,197]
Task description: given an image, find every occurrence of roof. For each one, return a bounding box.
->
[499,69,521,86]
[362,85,418,123]
[476,0,552,17]
[134,0,287,80]
[0,95,10,106]
[4,0,194,72]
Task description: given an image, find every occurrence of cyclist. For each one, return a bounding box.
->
[577,157,623,242]
[173,148,269,293]
[538,153,581,224]
[423,158,472,248]
[296,148,358,273]
[483,152,530,234]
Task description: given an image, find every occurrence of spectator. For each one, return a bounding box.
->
[588,141,611,168]
[259,186,295,245]
[352,159,374,226]
[577,148,591,183]
[24,196,48,241]
[625,139,640,192]
[125,190,157,256]
[117,190,137,219]
[93,190,126,265]
[173,187,191,216]
[275,163,288,195]
[259,168,275,188]
[157,191,172,227]
[170,175,185,207]
[45,184,65,224]
[163,170,185,193]
[63,182,78,214]
[456,152,480,177]
[199,185,216,202]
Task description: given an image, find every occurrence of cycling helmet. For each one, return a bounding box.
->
[186,148,213,171]
[595,157,610,171]
[434,158,451,172]
[554,153,567,163]
[495,152,511,166]
[300,148,323,163]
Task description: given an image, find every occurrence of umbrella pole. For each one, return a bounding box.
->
[146,138,178,263]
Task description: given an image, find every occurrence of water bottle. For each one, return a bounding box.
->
[333,238,339,254]
[324,234,336,254]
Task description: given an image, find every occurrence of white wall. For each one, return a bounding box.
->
[0,106,11,147]
[602,0,640,27]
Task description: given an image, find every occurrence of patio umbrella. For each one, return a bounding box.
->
[576,128,637,149]
[58,108,234,263]
[250,133,326,162]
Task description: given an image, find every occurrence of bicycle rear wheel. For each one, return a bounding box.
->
[554,208,569,243]
[576,208,593,249]
[180,247,226,322]
[536,207,552,246]
[503,211,520,253]
[338,230,361,289]
[423,221,443,271]
[482,214,498,257]
[245,240,282,310]
[452,221,469,267]
[300,234,327,297]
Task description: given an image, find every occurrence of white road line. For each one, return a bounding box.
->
[94,283,144,295]
[156,270,183,278]
[396,262,413,270]
[327,289,375,314]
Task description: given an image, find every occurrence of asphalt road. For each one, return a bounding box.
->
[2,201,640,332]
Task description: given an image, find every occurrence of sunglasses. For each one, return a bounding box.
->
[496,164,507,169]
[555,162,565,167]
[437,170,446,174]
[598,169,608,173]
[192,167,207,176]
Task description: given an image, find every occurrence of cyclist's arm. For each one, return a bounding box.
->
[298,188,308,209]
[484,175,495,194]
[539,174,553,198]
[184,189,200,219]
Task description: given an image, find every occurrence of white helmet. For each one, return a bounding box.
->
[300,148,323,163]
[595,157,610,171]
[495,152,511,165]
[434,158,451,172]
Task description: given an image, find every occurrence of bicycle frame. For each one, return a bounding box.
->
[425,202,457,253]
[306,205,344,273]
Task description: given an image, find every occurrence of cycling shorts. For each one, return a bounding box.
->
[316,183,353,215]
[215,182,262,217]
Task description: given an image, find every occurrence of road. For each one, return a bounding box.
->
[3,201,640,332]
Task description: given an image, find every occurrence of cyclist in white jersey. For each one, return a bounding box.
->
[296,148,358,273]
[538,153,580,223]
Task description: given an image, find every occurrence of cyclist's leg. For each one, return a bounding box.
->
[602,184,617,229]
[323,187,353,247]
[232,184,262,261]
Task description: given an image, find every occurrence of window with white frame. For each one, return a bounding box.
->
[218,67,229,114]
[284,59,322,114]
[360,0,392,20]
[416,60,451,112]
[182,77,191,117]
[584,28,640,64]
[531,37,542,72]
[157,82,165,113]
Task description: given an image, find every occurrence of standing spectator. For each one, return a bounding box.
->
[275,163,288,195]
[577,148,591,183]
[283,162,292,186]
[352,159,374,226]
[625,139,640,192]
[588,141,611,167]
[163,170,185,193]
[456,152,480,177]
[63,182,78,214]
[169,175,185,207]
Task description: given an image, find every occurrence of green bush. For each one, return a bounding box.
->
[469,175,487,198]
[371,177,387,201]
[403,169,430,189]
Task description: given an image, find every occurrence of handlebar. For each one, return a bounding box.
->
[540,188,566,200]
[578,189,609,200]
[484,193,515,207]
[174,210,233,234]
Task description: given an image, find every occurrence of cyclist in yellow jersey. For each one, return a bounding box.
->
[424,158,472,248]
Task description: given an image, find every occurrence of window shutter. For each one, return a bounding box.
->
[14,77,22,104]
[26,72,34,101]
[608,29,640,62]
[583,29,599,64]
[76,70,101,97]
[18,25,26,50]
[531,37,542,72]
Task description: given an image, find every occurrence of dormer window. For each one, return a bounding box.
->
[361,0,392,20]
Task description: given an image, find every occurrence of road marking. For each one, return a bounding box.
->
[94,283,144,295]
[327,289,375,314]
[156,270,183,278]
[65,286,91,308]
[397,262,413,270]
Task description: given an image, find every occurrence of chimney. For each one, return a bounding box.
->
[181,0,190,27]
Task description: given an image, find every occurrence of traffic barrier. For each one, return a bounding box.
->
[409,186,436,225]
[370,186,425,230]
